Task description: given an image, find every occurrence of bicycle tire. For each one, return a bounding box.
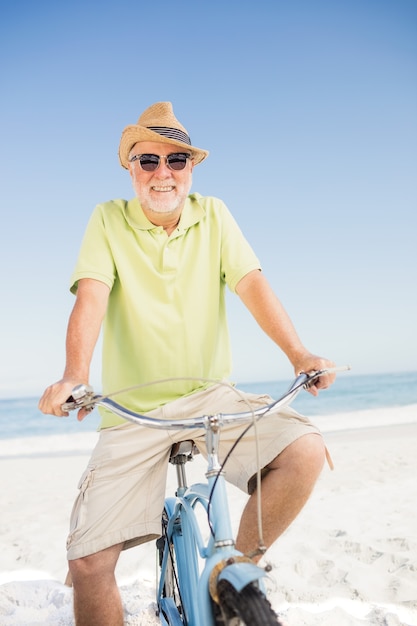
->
[216,579,283,626]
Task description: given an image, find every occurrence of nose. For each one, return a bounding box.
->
[154,157,173,176]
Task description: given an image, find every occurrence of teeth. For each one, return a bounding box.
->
[152,186,174,192]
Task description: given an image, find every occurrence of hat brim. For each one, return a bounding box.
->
[119,125,209,169]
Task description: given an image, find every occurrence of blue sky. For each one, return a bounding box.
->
[1,0,416,397]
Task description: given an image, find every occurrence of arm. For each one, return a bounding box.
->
[39,278,110,418]
[236,270,335,394]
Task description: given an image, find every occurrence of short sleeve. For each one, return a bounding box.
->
[70,204,117,294]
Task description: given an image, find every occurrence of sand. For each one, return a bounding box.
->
[0,404,416,625]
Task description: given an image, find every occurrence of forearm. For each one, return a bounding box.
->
[236,270,336,393]
[236,270,309,367]
[63,278,110,381]
[64,304,101,382]
[39,279,110,417]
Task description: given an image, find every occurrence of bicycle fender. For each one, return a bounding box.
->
[218,561,266,592]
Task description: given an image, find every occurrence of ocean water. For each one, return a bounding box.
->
[0,371,416,441]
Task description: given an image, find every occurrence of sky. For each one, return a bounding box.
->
[1,0,416,398]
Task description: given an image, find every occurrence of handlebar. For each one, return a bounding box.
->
[61,366,350,429]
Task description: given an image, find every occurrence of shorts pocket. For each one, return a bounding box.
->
[77,464,96,493]
[66,465,96,550]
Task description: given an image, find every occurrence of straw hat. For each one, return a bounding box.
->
[118,102,209,169]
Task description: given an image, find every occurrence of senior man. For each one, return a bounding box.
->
[39,101,335,626]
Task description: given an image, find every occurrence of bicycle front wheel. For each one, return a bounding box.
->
[216,579,284,626]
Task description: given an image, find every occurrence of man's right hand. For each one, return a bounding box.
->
[38,378,91,420]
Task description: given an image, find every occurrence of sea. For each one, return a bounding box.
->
[0,371,416,441]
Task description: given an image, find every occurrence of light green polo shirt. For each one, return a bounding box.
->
[70,193,261,428]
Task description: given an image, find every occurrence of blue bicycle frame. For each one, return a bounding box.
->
[157,422,269,626]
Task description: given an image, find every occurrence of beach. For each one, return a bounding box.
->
[1,404,416,625]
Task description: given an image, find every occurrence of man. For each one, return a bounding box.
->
[39,101,336,626]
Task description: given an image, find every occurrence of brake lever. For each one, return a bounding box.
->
[61,384,96,412]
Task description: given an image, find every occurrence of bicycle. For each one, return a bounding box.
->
[63,366,349,626]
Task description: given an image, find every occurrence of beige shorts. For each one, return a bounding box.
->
[66,383,322,560]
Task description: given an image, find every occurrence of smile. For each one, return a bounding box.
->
[151,186,175,192]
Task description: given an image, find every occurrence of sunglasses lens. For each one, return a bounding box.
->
[167,153,189,171]
[139,154,160,171]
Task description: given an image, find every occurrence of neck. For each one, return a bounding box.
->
[143,208,182,236]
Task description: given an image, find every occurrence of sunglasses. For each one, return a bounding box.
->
[129,152,192,172]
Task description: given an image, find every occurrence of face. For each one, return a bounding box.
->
[128,141,194,219]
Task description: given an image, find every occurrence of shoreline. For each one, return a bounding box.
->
[1,419,416,462]
[1,402,416,458]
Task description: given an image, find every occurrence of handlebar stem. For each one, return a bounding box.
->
[205,416,223,475]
